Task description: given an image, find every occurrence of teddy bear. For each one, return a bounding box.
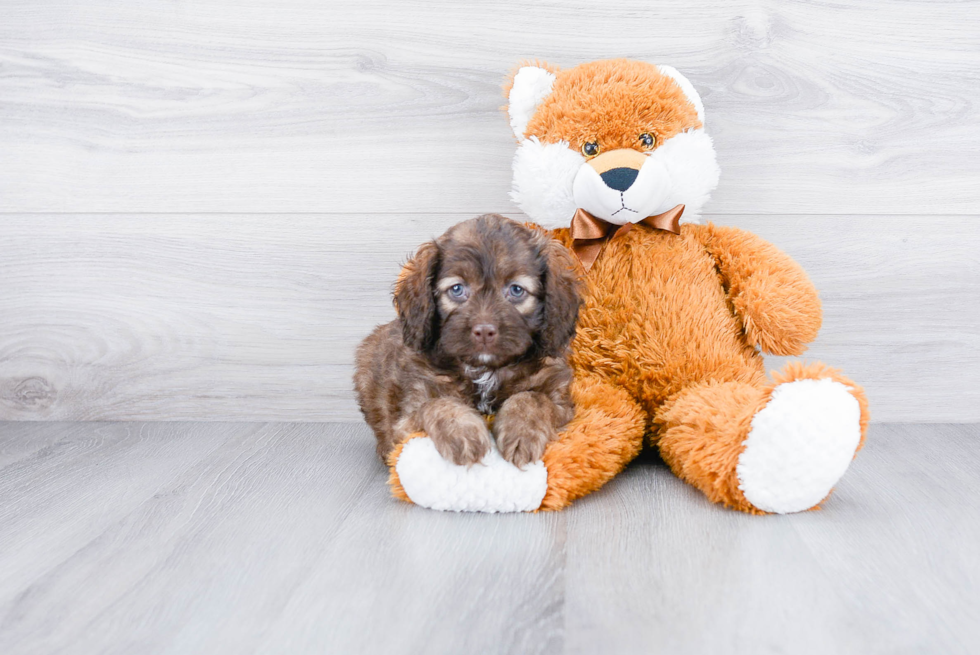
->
[386,58,869,514]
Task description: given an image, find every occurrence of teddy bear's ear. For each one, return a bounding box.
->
[505,65,557,141]
[657,65,705,124]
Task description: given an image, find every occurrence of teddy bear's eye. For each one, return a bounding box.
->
[581,141,600,157]
[639,133,656,149]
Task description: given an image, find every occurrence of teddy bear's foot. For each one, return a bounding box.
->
[387,374,647,512]
[736,374,863,514]
[658,363,869,514]
[388,435,548,513]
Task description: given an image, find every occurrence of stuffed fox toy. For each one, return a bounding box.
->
[388,58,870,514]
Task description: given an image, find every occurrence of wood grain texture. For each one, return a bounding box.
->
[255,465,566,655]
[0,422,379,655]
[0,422,977,654]
[562,423,980,655]
[1,2,977,422]
[1,214,977,422]
[0,1,978,214]
[0,422,254,597]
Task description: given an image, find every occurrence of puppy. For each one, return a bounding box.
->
[354,214,581,468]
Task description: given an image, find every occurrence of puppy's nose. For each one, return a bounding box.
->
[471,324,497,347]
[600,167,639,192]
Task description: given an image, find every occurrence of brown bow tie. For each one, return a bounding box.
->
[570,204,685,271]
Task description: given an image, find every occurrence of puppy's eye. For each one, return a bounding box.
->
[506,284,526,299]
[581,141,600,157]
[448,283,466,299]
[639,133,656,150]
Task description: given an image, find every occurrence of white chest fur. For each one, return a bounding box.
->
[464,366,499,414]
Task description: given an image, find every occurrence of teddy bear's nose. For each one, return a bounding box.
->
[600,167,639,192]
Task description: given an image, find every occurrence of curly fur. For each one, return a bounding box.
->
[355,214,581,469]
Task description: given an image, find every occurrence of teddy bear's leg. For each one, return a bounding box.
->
[657,362,870,514]
[539,374,647,510]
[387,374,646,512]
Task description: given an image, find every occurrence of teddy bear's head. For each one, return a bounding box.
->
[505,59,720,229]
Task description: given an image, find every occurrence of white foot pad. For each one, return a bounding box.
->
[737,378,861,514]
[395,437,548,513]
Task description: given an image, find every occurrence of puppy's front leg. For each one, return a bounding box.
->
[414,398,493,466]
[494,392,569,468]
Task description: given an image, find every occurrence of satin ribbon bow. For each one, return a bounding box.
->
[570,204,685,271]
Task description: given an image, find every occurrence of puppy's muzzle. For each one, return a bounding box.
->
[472,323,497,347]
[588,149,648,192]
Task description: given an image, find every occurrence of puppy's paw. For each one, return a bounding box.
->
[494,395,557,469]
[427,407,492,466]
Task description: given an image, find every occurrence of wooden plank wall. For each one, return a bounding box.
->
[1,1,978,422]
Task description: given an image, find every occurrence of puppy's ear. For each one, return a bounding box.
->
[537,236,582,357]
[393,241,440,352]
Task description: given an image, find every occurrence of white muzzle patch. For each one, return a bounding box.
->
[511,130,720,229]
[572,156,671,225]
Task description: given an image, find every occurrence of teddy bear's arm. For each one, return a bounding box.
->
[697,224,822,356]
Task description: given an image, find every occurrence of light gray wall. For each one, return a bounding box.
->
[1,1,978,422]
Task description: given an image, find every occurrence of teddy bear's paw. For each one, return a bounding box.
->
[736,378,862,514]
[394,437,548,513]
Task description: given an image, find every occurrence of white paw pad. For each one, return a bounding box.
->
[737,379,861,514]
[395,437,548,513]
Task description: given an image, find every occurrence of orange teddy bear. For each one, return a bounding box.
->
[388,59,869,514]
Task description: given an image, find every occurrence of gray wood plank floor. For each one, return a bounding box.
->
[0,422,976,654]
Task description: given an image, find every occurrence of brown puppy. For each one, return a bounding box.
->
[354,214,581,468]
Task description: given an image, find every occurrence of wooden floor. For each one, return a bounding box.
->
[0,423,976,654]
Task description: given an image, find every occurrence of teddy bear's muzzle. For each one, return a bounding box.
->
[574,149,671,224]
[600,167,639,192]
